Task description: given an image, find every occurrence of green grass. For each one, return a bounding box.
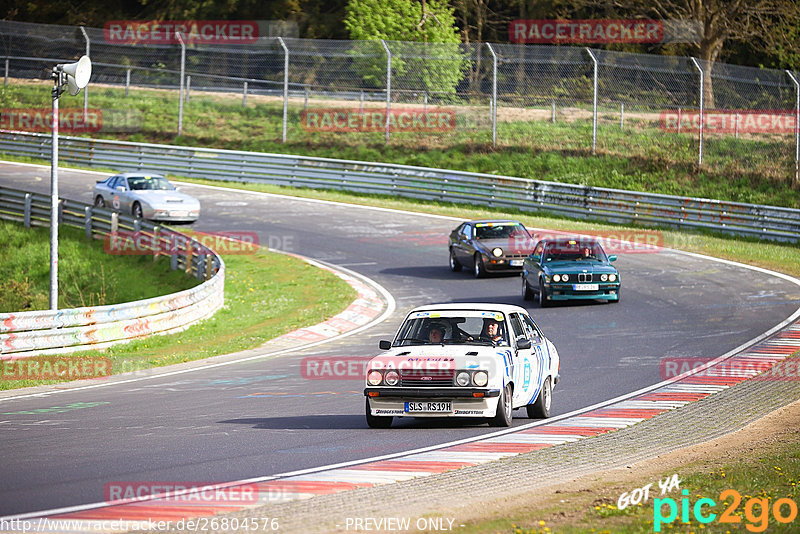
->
[450,420,800,533]
[0,220,197,311]
[0,221,356,390]
[1,81,798,208]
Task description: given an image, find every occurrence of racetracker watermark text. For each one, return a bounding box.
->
[660,110,798,134]
[104,20,259,44]
[1,357,111,381]
[300,108,456,133]
[1,108,142,133]
[104,231,259,255]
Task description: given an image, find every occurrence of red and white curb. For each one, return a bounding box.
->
[7,321,799,532]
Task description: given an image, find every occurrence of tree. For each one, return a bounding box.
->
[344,0,465,93]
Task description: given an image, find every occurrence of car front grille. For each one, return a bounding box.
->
[576,273,593,283]
[400,369,455,387]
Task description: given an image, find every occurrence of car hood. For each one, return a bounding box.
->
[542,260,617,274]
[475,238,530,254]
[369,345,509,370]
[133,191,199,207]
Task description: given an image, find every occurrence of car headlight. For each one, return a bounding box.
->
[553,274,561,282]
[473,371,488,387]
[600,274,608,281]
[492,247,503,257]
[561,274,569,282]
[367,370,383,386]
[384,370,400,386]
[455,371,471,387]
[609,274,617,282]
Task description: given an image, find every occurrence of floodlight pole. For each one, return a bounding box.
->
[80,26,89,123]
[50,69,63,311]
[177,32,185,135]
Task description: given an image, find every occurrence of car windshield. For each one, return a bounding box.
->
[127,176,175,191]
[543,241,608,262]
[394,311,508,347]
[474,223,528,240]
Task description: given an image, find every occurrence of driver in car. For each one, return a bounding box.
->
[428,323,446,344]
[479,319,505,344]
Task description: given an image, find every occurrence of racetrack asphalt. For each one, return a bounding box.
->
[0,161,798,519]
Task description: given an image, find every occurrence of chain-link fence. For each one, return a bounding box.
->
[1,19,799,186]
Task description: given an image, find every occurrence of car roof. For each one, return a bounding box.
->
[113,172,167,179]
[407,303,530,315]
[463,219,525,226]
[540,236,602,245]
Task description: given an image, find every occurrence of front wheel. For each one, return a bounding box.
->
[473,253,486,279]
[522,275,534,301]
[538,279,550,308]
[365,399,393,428]
[132,202,143,219]
[94,195,105,208]
[488,383,513,427]
[449,248,462,272]
[527,377,552,419]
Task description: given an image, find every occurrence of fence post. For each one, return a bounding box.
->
[185,75,191,102]
[787,70,800,186]
[678,107,682,133]
[80,26,89,124]
[487,43,498,148]
[243,81,248,107]
[380,39,392,144]
[552,100,555,123]
[125,68,130,96]
[4,58,8,85]
[360,90,364,113]
[176,32,185,135]
[277,37,289,143]
[620,103,624,129]
[585,48,599,155]
[304,86,309,110]
[690,57,704,166]
[423,91,427,114]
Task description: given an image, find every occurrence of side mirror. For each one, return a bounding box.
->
[379,340,392,350]
[516,338,532,350]
[529,254,541,263]
[608,255,617,262]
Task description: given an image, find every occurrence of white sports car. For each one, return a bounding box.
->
[93,172,200,223]
[364,303,560,428]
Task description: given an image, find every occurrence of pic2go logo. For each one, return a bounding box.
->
[654,489,799,532]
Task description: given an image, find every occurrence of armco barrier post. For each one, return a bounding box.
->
[278,37,289,143]
[84,206,91,238]
[787,70,800,186]
[24,193,31,228]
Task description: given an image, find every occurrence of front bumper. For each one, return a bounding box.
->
[543,283,620,301]
[482,257,525,272]
[365,388,501,418]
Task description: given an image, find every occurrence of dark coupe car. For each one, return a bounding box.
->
[448,220,533,278]
[521,237,620,307]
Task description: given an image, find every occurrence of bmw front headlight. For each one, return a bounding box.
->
[492,247,503,257]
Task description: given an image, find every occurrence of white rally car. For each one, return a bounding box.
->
[364,303,560,428]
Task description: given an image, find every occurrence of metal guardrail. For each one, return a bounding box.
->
[0,185,225,355]
[1,130,799,242]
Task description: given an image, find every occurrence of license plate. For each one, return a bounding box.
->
[170,210,188,217]
[510,259,523,267]
[404,401,452,413]
[574,284,599,291]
